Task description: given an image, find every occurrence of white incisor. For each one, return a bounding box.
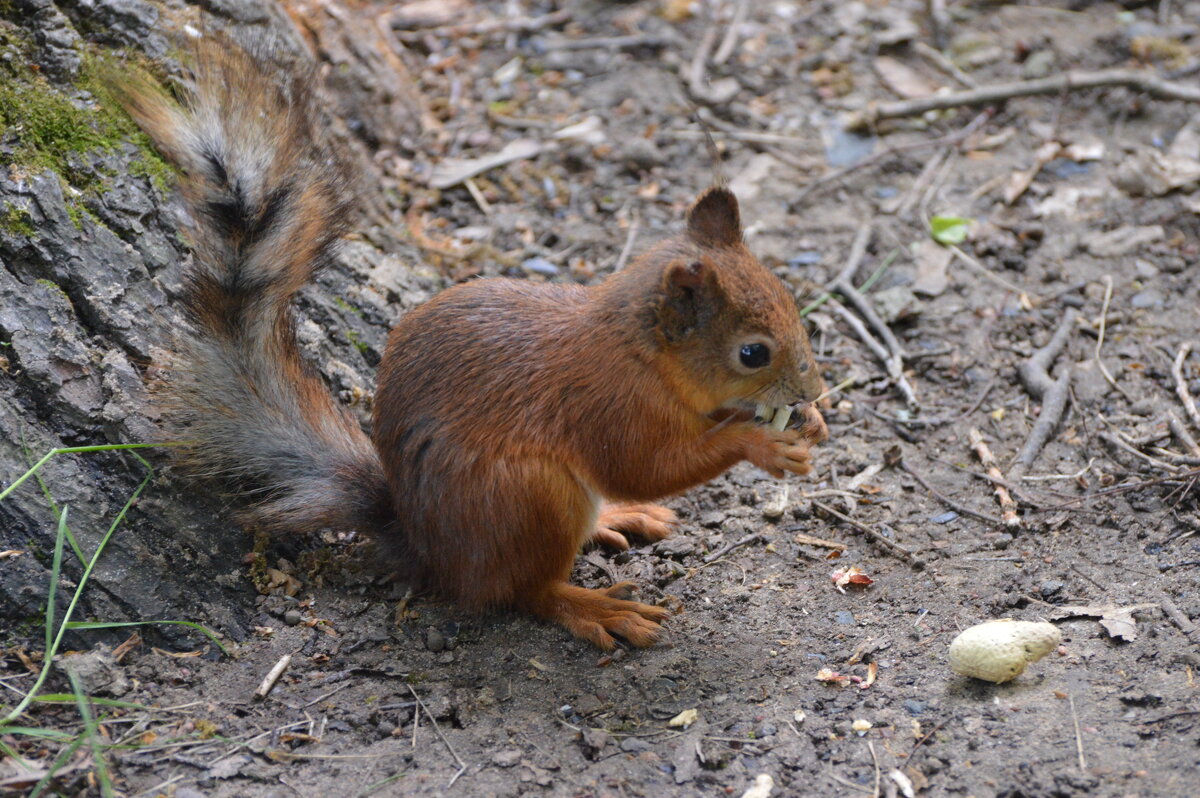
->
[948,619,1061,683]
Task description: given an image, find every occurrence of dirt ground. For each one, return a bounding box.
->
[4,0,1200,796]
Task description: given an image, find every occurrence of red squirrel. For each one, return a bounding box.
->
[116,45,828,650]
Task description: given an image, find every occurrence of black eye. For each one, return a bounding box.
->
[739,343,770,369]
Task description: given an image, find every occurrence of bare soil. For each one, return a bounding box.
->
[3,1,1200,797]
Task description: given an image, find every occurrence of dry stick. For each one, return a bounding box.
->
[948,244,1031,301]
[613,212,641,272]
[254,654,292,701]
[1172,344,1200,430]
[1012,371,1070,475]
[1160,596,1200,647]
[793,110,992,208]
[1010,310,1077,478]
[409,684,467,788]
[541,33,672,51]
[827,297,920,410]
[392,8,571,39]
[1068,694,1087,772]
[686,20,720,102]
[1047,466,1200,509]
[1094,276,1136,403]
[926,0,949,50]
[713,0,750,65]
[912,41,976,88]
[968,428,1020,527]
[1167,411,1200,457]
[897,458,1004,525]
[844,68,1200,130]
[702,532,764,564]
[811,500,924,567]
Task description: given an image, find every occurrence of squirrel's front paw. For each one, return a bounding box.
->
[744,427,813,478]
[799,404,828,445]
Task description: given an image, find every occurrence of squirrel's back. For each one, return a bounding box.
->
[114,44,390,537]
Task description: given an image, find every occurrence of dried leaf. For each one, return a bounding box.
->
[874,56,936,99]
[831,565,874,593]
[668,708,699,728]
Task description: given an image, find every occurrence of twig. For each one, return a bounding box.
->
[1160,595,1200,647]
[613,212,640,272]
[1019,311,1078,399]
[1069,694,1087,772]
[844,68,1200,130]
[926,0,949,50]
[254,654,292,700]
[912,41,976,88]
[409,684,467,788]
[703,532,764,564]
[948,244,1031,301]
[392,8,571,40]
[832,222,873,286]
[789,531,849,550]
[1094,276,1134,402]
[868,740,881,798]
[1167,411,1200,457]
[811,500,924,567]
[897,458,1004,525]
[540,33,672,51]
[828,297,919,409]
[792,110,992,208]
[1098,429,1180,474]
[968,428,1020,526]
[713,0,750,65]
[1172,344,1200,430]
[1012,371,1070,475]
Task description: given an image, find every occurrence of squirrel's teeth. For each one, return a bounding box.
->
[771,406,794,431]
[756,403,774,423]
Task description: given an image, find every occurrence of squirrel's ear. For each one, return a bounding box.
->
[657,260,720,342]
[686,187,742,247]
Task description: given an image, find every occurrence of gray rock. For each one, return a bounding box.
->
[58,643,130,697]
[492,748,522,768]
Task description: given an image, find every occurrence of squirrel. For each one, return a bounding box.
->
[114,44,828,651]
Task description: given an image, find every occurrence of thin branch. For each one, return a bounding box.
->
[811,501,924,567]
[845,68,1200,130]
[1173,344,1200,430]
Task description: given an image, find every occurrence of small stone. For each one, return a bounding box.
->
[618,138,665,171]
[903,699,925,716]
[282,609,303,626]
[1130,289,1163,309]
[932,511,959,524]
[492,748,522,768]
[521,256,559,276]
[620,736,651,753]
[1021,50,1057,80]
[1039,580,1064,599]
[437,651,455,665]
[992,533,1013,551]
[425,627,445,652]
[835,610,856,625]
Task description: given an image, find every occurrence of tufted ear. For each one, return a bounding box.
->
[657,260,722,342]
[686,187,742,247]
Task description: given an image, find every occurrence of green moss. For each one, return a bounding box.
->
[0,202,34,236]
[345,329,370,356]
[334,296,365,318]
[0,52,175,193]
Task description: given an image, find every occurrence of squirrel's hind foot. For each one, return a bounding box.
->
[527,581,669,651]
[589,503,677,551]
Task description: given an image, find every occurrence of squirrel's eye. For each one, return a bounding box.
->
[739,343,770,369]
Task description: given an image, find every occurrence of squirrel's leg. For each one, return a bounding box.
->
[521,581,670,651]
[588,503,677,551]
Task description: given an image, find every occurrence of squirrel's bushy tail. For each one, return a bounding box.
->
[116,44,390,536]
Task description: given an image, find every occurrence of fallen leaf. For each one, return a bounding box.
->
[668,708,699,728]
[1050,602,1157,642]
[874,56,936,99]
[929,215,972,246]
[815,667,852,687]
[831,565,874,593]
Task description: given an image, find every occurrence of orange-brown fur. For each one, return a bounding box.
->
[119,43,827,651]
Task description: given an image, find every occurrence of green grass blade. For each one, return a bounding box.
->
[3,726,75,740]
[31,695,152,710]
[0,443,168,504]
[66,670,114,798]
[45,506,68,653]
[28,732,86,798]
[65,620,230,656]
[1,456,155,726]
